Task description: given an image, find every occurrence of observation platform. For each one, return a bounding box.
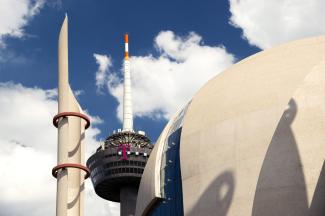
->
[87,131,153,202]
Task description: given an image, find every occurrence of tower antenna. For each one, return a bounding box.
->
[123,33,133,131]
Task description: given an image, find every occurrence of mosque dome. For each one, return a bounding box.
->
[135,35,325,216]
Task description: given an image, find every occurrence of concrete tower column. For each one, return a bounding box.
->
[120,187,138,216]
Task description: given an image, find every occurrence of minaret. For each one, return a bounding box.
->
[87,34,153,216]
[52,15,91,216]
[123,33,133,131]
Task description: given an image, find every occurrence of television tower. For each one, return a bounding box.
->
[87,34,153,216]
[52,15,91,216]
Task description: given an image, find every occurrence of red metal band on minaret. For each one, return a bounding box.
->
[52,163,90,179]
[53,112,91,129]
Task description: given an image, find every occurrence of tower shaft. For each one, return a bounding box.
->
[120,186,138,216]
[123,33,133,131]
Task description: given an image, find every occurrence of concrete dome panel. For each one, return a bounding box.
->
[180,36,325,215]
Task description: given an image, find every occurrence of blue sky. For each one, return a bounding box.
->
[1,0,325,215]
[1,0,259,141]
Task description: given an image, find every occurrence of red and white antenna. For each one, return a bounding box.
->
[123,33,133,131]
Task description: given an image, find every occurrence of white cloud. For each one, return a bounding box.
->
[229,0,325,49]
[104,31,234,120]
[0,82,119,216]
[94,53,113,93]
[0,0,44,47]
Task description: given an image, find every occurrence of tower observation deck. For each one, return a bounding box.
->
[87,34,153,216]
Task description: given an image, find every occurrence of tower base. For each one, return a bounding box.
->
[120,186,138,216]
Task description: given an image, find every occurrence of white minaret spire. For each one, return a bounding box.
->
[54,14,90,216]
[123,33,133,131]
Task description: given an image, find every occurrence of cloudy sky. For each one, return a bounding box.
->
[1,0,325,215]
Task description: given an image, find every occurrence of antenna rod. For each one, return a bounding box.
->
[123,33,133,131]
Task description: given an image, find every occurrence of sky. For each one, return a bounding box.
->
[1,0,325,215]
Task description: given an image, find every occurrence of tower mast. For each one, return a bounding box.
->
[123,33,133,131]
[87,33,153,216]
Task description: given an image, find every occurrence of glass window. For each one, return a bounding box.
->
[148,128,184,216]
[147,102,190,216]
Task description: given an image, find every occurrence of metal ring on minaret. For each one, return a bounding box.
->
[52,163,90,179]
[53,112,91,129]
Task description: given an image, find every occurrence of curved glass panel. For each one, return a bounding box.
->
[148,103,190,216]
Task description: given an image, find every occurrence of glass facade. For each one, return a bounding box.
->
[148,103,190,216]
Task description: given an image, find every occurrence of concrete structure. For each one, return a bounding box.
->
[87,34,153,216]
[135,35,325,216]
[52,15,91,216]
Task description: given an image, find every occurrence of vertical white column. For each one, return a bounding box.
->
[123,34,133,131]
[57,14,69,216]
[57,15,84,216]
[79,123,86,216]
[67,97,81,216]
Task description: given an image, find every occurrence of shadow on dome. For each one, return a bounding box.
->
[187,170,235,216]
[309,161,325,215]
[252,99,325,215]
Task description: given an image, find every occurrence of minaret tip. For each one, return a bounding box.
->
[62,13,68,25]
